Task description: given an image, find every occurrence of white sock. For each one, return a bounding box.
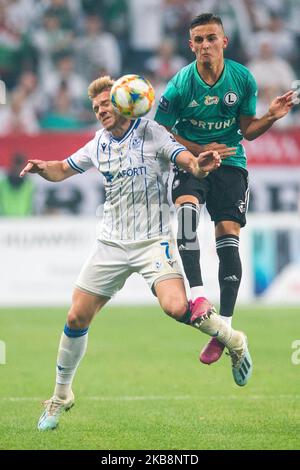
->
[220,315,232,327]
[190,286,205,301]
[54,328,88,400]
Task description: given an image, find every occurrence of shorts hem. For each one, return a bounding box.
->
[75,284,112,299]
[212,216,246,227]
[151,273,183,296]
[172,190,203,204]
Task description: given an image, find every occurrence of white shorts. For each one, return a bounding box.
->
[76,237,183,298]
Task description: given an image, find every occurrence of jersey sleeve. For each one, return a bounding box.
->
[65,139,95,174]
[154,80,182,128]
[239,71,258,116]
[152,121,187,164]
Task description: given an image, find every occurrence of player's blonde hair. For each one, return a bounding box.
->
[88,75,115,99]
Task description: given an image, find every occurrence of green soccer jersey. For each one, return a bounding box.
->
[154,58,257,169]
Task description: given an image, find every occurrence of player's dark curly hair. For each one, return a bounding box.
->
[190,13,224,31]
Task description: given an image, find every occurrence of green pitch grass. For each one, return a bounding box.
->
[0,305,299,450]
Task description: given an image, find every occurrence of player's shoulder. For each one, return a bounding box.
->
[225,58,254,80]
[138,117,170,140]
[138,117,164,134]
[170,61,195,90]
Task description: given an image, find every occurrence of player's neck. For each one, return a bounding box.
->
[197,58,224,86]
[110,118,132,139]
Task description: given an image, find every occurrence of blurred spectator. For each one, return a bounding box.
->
[144,37,187,82]
[242,0,271,32]
[12,70,46,118]
[247,38,297,127]
[40,82,84,130]
[30,11,73,80]
[101,0,128,43]
[128,0,163,72]
[0,153,35,216]
[0,3,23,89]
[75,14,121,80]
[249,12,297,62]
[4,0,39,34]
[42,51,87,112]
[0,88,40,135]
[44,0,74,31]
[163,0,194,59]
[81,0,103,15]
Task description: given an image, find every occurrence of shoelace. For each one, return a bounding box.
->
[42,398,64,416]
[226,349,244,368]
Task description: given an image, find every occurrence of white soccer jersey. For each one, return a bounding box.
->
[66,118,186,241]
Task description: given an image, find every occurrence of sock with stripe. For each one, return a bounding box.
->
[54,324,88,400]
[176,203,204,297]
[216,234,241,317]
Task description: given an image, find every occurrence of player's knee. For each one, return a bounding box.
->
[163,298,189,321]
[67,309,89,330]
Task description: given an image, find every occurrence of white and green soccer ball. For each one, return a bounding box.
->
[110,74,155,119]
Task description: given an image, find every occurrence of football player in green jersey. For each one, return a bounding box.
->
[155,13,295,365]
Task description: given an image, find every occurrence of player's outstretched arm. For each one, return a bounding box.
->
[20,159,77,182]
[162,125,237,158]
[240,90,296,141]
[176,150,221,179]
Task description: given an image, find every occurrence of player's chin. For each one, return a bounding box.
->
[102,116,115,129]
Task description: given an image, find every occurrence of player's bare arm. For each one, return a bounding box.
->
[19,159,77,182]
[163,125,236,158]
[240,90,295,141]
[176,149,221,179]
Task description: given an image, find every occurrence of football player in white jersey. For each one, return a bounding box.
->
[20,76,253,431]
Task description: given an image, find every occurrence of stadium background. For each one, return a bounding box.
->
[0,0,299,451]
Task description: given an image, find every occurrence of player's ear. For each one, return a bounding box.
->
[223,36,229,49]
[189,39,195,53]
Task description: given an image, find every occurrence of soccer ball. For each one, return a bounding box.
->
[110,74,155,119]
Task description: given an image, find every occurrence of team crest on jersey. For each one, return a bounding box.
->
[223,91,239,106]
[204,95,219,106]
[131,137,141,149]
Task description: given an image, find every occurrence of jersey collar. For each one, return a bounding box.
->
[193,60,226,90]
[110,118,141,144]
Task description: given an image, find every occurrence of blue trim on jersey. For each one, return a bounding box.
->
[64,324,88,338]
[67,157,85,173]
[170,147,186,164]
[96,135,101,167]
[116,134,124,240]
[128,136,136,239]
[131,180,136,239]
[119,185,123,239]
[108,137,114,239]
[156,176,162,235]
[111,118,141,144]
[141,121,150,238]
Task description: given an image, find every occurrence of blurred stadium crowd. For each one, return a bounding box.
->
[0,0,300,217]
[0,0,300,133]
